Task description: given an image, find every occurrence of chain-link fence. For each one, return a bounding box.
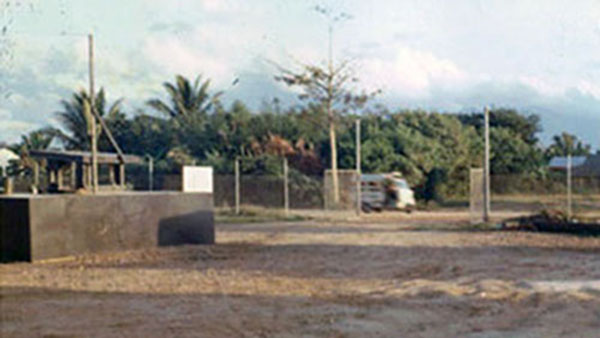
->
[323,169,359,210]
[210,174,327,210]
[3,158,598,223]
[490,174,600,218]
[118,159,353,214]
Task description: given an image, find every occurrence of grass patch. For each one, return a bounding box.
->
[215,206,310,223]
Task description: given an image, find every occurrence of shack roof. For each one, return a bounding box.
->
[548,156,587,169]
[29,149,143,165]
[573,153,600,177]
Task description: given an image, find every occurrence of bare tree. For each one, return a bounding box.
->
[275,5,378,205]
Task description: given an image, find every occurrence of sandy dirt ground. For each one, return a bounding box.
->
[1,218,600,337]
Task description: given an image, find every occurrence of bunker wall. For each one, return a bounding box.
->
[0,192,214,262]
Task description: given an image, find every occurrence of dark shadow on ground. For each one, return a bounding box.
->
[218,220,600,237]
[158,211,215,246]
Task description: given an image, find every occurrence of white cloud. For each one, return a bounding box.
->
[201,0,228,12]
[142,20,264,89]
[0,108,11,119]
[0,120,37,131]
[360,47,466,98]
[0,120,40,143]
[144,36,228,81]
[2,0,599,146]
[576,80,600,99]
[517,76,600,101]
[145,0,234,12]
[518,76,565,97]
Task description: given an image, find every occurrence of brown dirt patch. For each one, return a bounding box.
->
[2,220,599,337]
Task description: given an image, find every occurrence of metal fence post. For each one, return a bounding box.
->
[147,155,154,191]
[235,158,240,215]
[483,106,491,222]
[283,157,289,216]
[567,154,572,219]
[356,119,361,216]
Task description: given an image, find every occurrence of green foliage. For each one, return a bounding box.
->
[55,88,124,151]
[357,110,481,200]
[9,127,60,175]
[17,127,59,152]
[458,108,545,174]
[146,74,222,119]
[490,128,544,174]
[18,74,592,203]
[545,132,591,158]
[422,168,447,204]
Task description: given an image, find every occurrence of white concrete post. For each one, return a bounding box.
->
[567,154,572,219]
[483,106,491,222]
[284,157,289,216]
[356,119,361,216]
[235,158,240,215]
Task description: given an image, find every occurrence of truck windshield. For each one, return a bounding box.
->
[395,180,409,189]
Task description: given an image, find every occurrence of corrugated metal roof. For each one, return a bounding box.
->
[573,153,600,177]
[548,156,587,169]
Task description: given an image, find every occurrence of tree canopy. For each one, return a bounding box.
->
[545,132,592,158]
[11,75,595,202]
[56,88,124,151]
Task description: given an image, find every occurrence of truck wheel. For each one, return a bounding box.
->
[361,203,372,213]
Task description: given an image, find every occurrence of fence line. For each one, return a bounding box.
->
[3,161,599,221]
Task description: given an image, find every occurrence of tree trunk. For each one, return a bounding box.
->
[326,45,340,205]
[329,110,339,205]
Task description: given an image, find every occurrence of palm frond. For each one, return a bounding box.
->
[107,98,125,118]
[147,99,176,118]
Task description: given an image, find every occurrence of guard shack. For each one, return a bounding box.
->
[29,149,143,193]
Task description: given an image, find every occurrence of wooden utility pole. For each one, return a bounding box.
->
[483,106,491,222]
[355,119,361,216]
[33,161,40,187]
[88,33,98,193]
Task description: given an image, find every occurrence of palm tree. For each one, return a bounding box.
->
[9,127,60,174]
[56,88,123,150]
[146,75,222,119]
[546,132,591,158]
[19,128,58,151]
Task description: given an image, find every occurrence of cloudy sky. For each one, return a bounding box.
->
[1,0,599,148]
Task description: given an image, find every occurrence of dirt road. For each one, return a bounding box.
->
[2,220,600,337]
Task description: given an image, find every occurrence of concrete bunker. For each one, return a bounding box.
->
[1,150,215,262]
[1,191,214,262]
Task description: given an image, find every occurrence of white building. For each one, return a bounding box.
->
[0,147,19,177]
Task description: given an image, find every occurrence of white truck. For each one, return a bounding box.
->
[360,173,416,212]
